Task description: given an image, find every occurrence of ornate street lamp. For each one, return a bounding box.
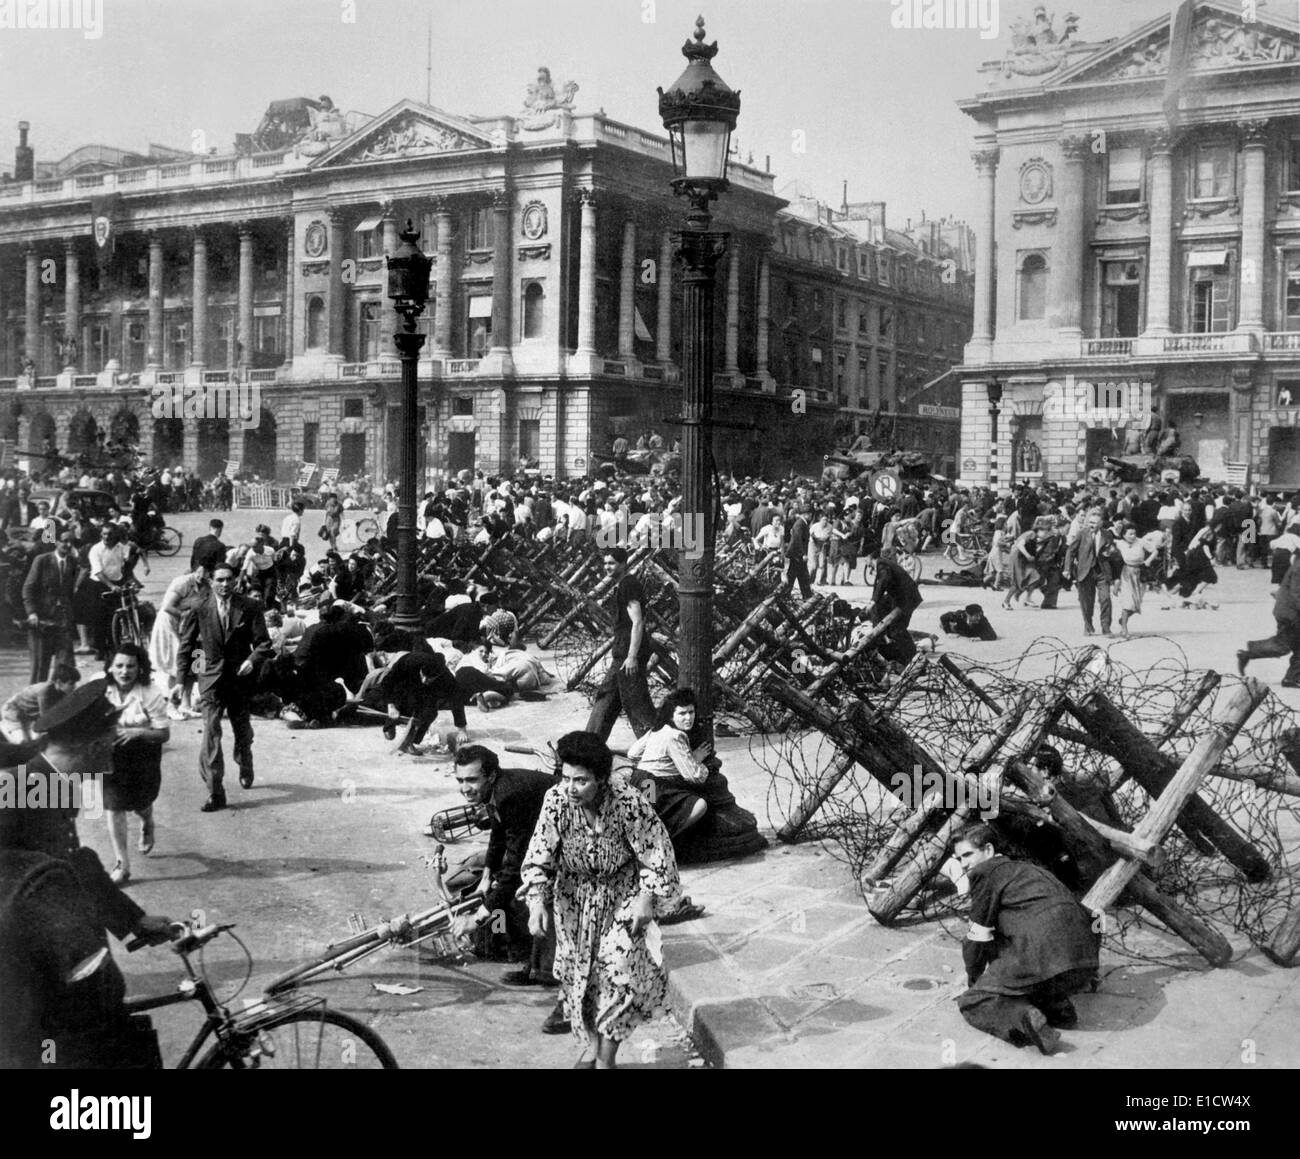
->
[386,221,433,628]
[659,15,741,739]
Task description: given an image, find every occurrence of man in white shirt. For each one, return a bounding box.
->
[280,501,305,546]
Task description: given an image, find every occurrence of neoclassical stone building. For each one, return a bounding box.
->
[0,74,973,484]
[957,2,1300,491]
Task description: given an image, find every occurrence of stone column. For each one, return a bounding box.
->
[237,223,255,371]
[146,234,163,371]
[574,188,598,361]
[1230,367,1255,465]
[382,202,399,259]
[617,219,637,358]
[969,146,999,361]
[724,243,740,375]
[433,200,454,358]
[756,254,771,377]
[24,244,40,371]
[486,188,514,372]
[1143,128,1175,336]
[656,229,673,363]
[1237,118,1269,334]
[190,229,208,369]
[1050,134,1090,340]
[283,221,294,364]
[327,209,346,359]
[63,240,81,370]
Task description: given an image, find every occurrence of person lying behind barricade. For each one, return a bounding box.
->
[953,822,1100,1058]
[939,604,998,641]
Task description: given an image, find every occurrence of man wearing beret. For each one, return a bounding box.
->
[177,561,272,812]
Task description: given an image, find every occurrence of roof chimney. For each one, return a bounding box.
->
[15,121,33,183]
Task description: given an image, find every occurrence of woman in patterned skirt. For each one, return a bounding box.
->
[522,730,681,1068]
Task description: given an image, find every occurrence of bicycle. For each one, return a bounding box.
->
[123,919,398,1068]
[103,582,147,649]
[265,845,482,997]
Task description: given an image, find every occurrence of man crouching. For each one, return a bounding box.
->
[451,745,568,1035]
[953,822,1100,1056]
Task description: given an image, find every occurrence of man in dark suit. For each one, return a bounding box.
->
[452,744,566,1031]
[177,562,272,812]
[189,518,227,573]
[21,531,78,684]
[1064,508,1117,636]
[0,484,37,532]
[1238,556,1300,687]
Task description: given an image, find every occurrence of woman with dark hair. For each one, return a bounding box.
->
[1001,526,1040,611]
[1113,521,1158,637]
[953,822,1099,1056]
[101,642,170,884]
[626,688,714,840]
[521,730,681,1069]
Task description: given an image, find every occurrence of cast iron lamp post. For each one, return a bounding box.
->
[659,15,740,739]
[386,222,433,628]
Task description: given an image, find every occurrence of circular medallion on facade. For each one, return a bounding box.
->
[304,220,328,258]
[1019,159,1052,205]
[521,201,548,241]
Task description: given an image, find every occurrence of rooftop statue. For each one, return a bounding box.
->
[520,66,578,131]
[1004,6,1080,76]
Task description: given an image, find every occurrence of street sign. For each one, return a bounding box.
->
[869,469,902,503]
[1224,462,1248,488]
[225,459,241,477]
[297,462,318,488]
[319,468,340,488]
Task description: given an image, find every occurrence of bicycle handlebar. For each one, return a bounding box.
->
[126,920,231,955]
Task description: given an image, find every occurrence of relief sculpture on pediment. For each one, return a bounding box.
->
[360,117,477,160]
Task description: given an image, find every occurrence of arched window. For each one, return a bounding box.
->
[523,282,545,339]
[1018,253,1048,321]
[306,296,326,349]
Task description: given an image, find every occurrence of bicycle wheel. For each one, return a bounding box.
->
[155,527,183,557]
[110,609,139,649]
[196,1007,398,1070]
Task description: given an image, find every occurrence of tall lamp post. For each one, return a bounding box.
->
[386,223,433,628]
[659,15,741,741]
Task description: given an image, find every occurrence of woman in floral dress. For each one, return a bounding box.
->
[522,730,682,1068]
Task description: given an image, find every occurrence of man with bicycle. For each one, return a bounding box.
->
[0,683,176,1068]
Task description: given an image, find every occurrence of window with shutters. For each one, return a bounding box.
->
[1284,253,1300,332]
[1189,257,1234,333]
[1100,261,1142,338]
[1105,145,1143,205]
[1192,142,1234,200]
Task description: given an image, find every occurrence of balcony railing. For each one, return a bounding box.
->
[1084,338,1133,357]
[248,368,279,382]
[1266,332,1300,351]
[72,375,98,387]
[1164,333,1227,353]
[446,359,480,375]
[341,361,401,379]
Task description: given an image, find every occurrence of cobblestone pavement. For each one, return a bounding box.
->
[6,509,1299,1069]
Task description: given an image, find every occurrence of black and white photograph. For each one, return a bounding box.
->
[0,0,1294,1122]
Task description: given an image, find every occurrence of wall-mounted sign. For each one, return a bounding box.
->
[918,404,960,419]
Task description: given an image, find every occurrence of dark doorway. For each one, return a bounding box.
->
[197,418,230,478]
[447,431,475,474]
[1270,428,1300,488]
[242,408,278,479]
[152,417,184,466]
[340,432,366,477]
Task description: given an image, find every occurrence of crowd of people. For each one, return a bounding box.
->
[6,439,1300,1069]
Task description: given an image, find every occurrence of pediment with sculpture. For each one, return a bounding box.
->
[1063,5,1300,85]
[311,102,495,168]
